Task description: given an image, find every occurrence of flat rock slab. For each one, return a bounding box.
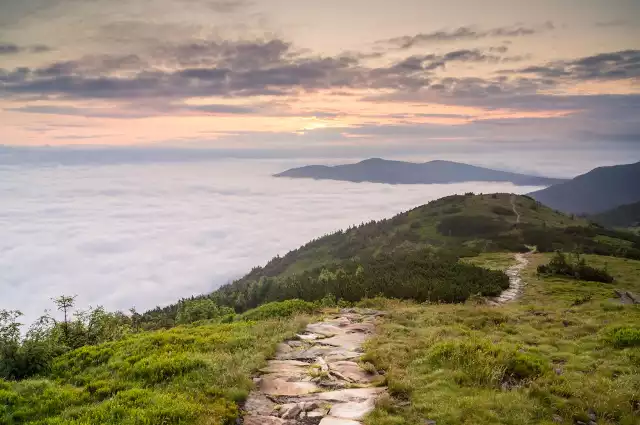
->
[318,417,362,425]
[325,350,362,362]
[243,393,276,416]
[243,415,291,425]
[329,398,375,420]
[317,333,368,351]
[306,323,346,336]
[259,376,320,396]
[276,345,337,360]
[329,361,377,383]
[297,333,321,340]
[343,322,375,333]
[313,387,386,403]
[260,360,310,377]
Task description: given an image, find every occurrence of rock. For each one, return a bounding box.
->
[588,411,597,421]
[318,417,362,425]
[329,361,378,383]
[307,409,326,418]
[298,333,321,340]
[313,387,386,403]
[277,345,336,360]
[329,398,375,420]
[243,415,290,425]
[325,350,362,362]
[288,340,303,347]
[302,401,318,411]
[260,360,310,378]
[306,323,345,336]
[344,322,375,333]
[317,333,368,351]
[588,422,597,425]
[424,421,436,425]
[280,403,303,419]
[576,421,587,425]
[554,367,563,375]
[552,415,563,423]
[259,376,320,396]
[243,393,275,416]
[276,343,293,353]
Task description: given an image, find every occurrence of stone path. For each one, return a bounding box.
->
[242,308,387,425]
[490,253,529,304]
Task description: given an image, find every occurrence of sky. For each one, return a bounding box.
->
[0,0,639,151]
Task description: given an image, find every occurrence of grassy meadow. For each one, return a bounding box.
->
[0,317,308,425]
[364,253,640,425]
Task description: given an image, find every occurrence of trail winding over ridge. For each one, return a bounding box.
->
[510,194,521,224]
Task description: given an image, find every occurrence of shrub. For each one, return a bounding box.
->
[537,251,614,283]
[609,327,640,348]
[437,215,511,238]
[240,300,317,321]
[175,299,235,325]
[491,206,515,216]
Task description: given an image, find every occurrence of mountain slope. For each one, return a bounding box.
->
[275,158,566,186]
[529,161,640,214]
[590,200,640,228]
[140,193,640,324]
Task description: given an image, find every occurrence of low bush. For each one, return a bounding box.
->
[240,300,317,321]
[437,215,511,238]
[537,251,614,283]
[491,206,515,216]
[609,326,640,348]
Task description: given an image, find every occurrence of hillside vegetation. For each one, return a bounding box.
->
[591,200,640,230]
[141,193,640,328]
[3,192,640,425]
[529,161,640,214]
[364,254,640,425]
[0,312,310,425]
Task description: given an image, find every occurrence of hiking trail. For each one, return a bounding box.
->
[243,308,387,425]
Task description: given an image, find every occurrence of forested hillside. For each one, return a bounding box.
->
[591,200,640,229]
[529,161,640,214]
[140,193,640,327]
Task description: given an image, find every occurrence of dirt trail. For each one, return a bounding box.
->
[243,308,387,425]
[490,253,530,304]
[510,194,521,224]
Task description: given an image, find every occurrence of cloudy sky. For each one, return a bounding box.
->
[1,0,639,150]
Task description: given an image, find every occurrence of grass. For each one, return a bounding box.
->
[461,252,516,271]
[0,317,309,425]
[363,254,640,425]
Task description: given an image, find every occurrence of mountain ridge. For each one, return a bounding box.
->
[274,158,566,186]
[528,161,640,214]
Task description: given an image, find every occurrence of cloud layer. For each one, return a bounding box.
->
[1,158,546,323]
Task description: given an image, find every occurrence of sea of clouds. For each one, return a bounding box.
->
[2,158,547,324]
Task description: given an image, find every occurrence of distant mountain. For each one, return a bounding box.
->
[274,158,566,186]
[590,200,640,229]
[529,161,640,215]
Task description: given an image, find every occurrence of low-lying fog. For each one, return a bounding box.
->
[2,157,548,323]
